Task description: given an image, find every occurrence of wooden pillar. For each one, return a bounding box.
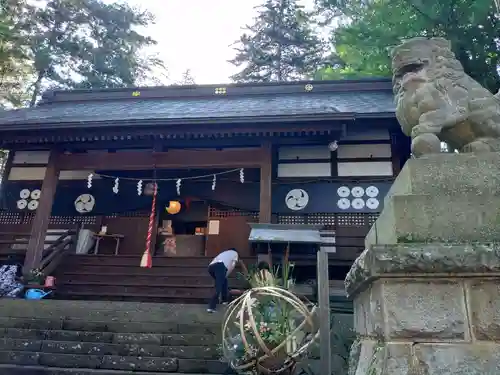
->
[317,248,331,375]
[259,142,272,223]
[24,150,60,273]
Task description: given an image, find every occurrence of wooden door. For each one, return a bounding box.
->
[205,216,252,258]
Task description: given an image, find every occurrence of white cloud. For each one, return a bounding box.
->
[122,0,316,84]
[124,0,263,84]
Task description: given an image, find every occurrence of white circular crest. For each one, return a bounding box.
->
[337,198,351,210]
[366,198,380,210]
[366,186,380,197]
[351,186,365,198]
[30,189,41,200]
[352,198,365,210]
[74,194,95,213]
[20,189,30,199]
[16,199,27,209]
[337,186,350,197]
[27,200,39,210]
[285,189,309,211]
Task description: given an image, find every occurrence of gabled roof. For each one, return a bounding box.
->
[0,78,395,131]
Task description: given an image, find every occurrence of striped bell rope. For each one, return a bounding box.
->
[140,183,157,268]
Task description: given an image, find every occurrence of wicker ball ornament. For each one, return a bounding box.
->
[222,286,319,375]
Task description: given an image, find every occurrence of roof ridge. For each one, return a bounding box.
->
[39,78,393,105]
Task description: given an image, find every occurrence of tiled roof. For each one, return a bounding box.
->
[0,91,395,128]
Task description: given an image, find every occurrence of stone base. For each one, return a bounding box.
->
[346,246,500,374]
[365,152,500,248]
[349,340,500,375]
[347,153,500,374]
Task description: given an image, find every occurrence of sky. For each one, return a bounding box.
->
[123,0,315,84]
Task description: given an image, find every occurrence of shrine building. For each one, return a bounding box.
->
[0,78,409,301]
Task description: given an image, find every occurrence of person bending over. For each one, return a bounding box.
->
[207,248,239,313]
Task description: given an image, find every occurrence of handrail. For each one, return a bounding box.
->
[39,230,77,277]
[41,229,77,257]
[0,229,78,278]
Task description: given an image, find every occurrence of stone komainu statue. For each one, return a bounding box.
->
[391,37,500,156]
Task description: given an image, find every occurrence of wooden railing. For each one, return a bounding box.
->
[0,229,78,276]
[39,230,77,276]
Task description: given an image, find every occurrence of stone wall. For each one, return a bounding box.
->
[350,278,500,374]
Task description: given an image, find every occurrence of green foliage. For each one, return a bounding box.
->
[315,0,500,93]
[230,0,325,82]
[0,0,33,107]
[1,0,167,107]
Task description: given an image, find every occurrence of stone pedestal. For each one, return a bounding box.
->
[346,153,500,375]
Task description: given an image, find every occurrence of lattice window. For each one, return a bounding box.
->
[0,212,23,224]
[277,213,378,228]
[209,207,258,220]
[20,213,34,224]
[277,215,306,225]
[106,211,150,218]
[50,216,98,225]
[0,212,99,226]
[307,213,336,226]
[367,214,378,225]
[336,213,367,227]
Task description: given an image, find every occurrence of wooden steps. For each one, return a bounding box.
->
[54,254,255,303]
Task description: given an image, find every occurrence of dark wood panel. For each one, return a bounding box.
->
[205,216,253,258]
[99,217,149,256]
[335,236,365,247]
[57,148,265,170]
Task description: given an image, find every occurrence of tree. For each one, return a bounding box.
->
[10,0,167,107]
[176,69,196,85]
[0,0,33,107]
[314,0,500,93]
[229,0,325,82]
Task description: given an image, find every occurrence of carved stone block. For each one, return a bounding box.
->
[468,279,500,341]
[382,280,467,340]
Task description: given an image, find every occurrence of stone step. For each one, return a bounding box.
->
[0,328,219,346]
[0,300,222,324]
[0,338,219,359]
[0,350,228,373]
[0,317,220,335]
[0,364,228,374]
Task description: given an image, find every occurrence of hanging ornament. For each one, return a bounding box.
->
[212,174,216,191]
[87,173,93,189]
[240,168,245,183]
[112,178,119,194]
[166,200,181,215]
[141,183,157,268]
[176,178,182,195]
[137,180,143,195]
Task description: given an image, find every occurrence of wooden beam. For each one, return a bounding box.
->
[259,142,272,223]
[57,148,264,170]
[317,248,332,375]
[24,150,60,274]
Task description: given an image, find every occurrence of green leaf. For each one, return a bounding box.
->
[314,0,500,93]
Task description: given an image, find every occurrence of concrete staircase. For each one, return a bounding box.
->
[0,300,232,374]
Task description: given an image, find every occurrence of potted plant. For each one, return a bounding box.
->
[223,246,318,375]
[24,268,45,286]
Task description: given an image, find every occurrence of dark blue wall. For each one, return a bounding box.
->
[3,179,393,216]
